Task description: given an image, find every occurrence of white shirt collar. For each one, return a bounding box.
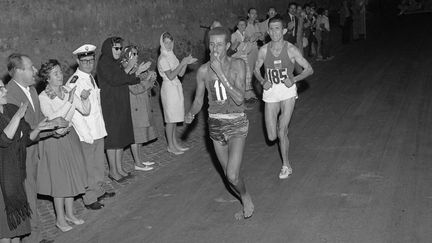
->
[13,80,35,111]
[76,68,92,77]
[14,80,30,91]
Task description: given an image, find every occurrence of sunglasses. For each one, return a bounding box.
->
[113,46,123,51]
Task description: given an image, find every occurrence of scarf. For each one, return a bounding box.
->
[96,37,124,85]
[159,32,180,69]
[0,104,32,230]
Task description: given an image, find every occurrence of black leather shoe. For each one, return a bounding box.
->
[98,191,116,201]
[108,175,127,183]
[39,239,54,243]
[85,201,104,210]
[124,173,135,179]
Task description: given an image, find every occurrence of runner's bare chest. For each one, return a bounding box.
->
[269,43,284,57]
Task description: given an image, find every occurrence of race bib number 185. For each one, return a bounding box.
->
[266,68,288,84]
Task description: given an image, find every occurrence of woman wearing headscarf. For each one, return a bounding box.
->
[157,32,197,155]
[97,37,148,182]
[37,59,90,232]
[0,79,53,242]
[120,45,157,171]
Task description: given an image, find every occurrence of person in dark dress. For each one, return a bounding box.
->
[0,79,53,242]
[97,37,149,182]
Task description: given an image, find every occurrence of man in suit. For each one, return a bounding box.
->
[285,2,299,45]
[6,53,67,243]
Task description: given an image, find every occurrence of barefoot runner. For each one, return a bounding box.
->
[185,27,254,219]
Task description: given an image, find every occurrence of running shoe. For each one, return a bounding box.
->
[279,165,293,179]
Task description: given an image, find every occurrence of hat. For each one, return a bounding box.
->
[73,44,96,58]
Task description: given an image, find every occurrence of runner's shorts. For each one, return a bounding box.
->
[208,113,249,145]
[262,83,298,103]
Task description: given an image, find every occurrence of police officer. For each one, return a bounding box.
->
[66,44,114,210]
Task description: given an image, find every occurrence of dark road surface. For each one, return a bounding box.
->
[56,14,432,243]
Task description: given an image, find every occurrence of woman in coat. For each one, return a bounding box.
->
[97,37,149,182]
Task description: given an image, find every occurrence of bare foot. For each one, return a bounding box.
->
[242,194,254,219]
[234,194,254,220]
[234,210,244,220]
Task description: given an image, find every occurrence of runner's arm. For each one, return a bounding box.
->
[254,46,267,85]
[289,45,314,82]
[186,65,207,120]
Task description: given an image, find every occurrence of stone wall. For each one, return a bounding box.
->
[0,0,373,77]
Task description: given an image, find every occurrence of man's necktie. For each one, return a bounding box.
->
[90,75,96,88]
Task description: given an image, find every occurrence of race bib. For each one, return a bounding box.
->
[211,79,227,102]
[266,67,289,84]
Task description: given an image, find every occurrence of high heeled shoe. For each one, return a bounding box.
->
[56,223,73,232]
[134,165,153,171]
[167,147,184,155]
[177,146,190,152]
[65,216,85,225]
[141,161,155,166]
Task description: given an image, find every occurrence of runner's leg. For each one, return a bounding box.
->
[227,137,254,219]
[264,102,281,141]
[278,98,296,168]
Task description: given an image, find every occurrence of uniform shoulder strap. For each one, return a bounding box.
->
[69,75,78,84]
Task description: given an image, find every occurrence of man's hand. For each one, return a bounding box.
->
[50,117,69,128]
[80,89,91,100]
[68,86,77,103]
[210,53,223,75]
[184,112,194,124]
[282,77,295,88]
[263,81,273,90]
[287,21,295,31]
